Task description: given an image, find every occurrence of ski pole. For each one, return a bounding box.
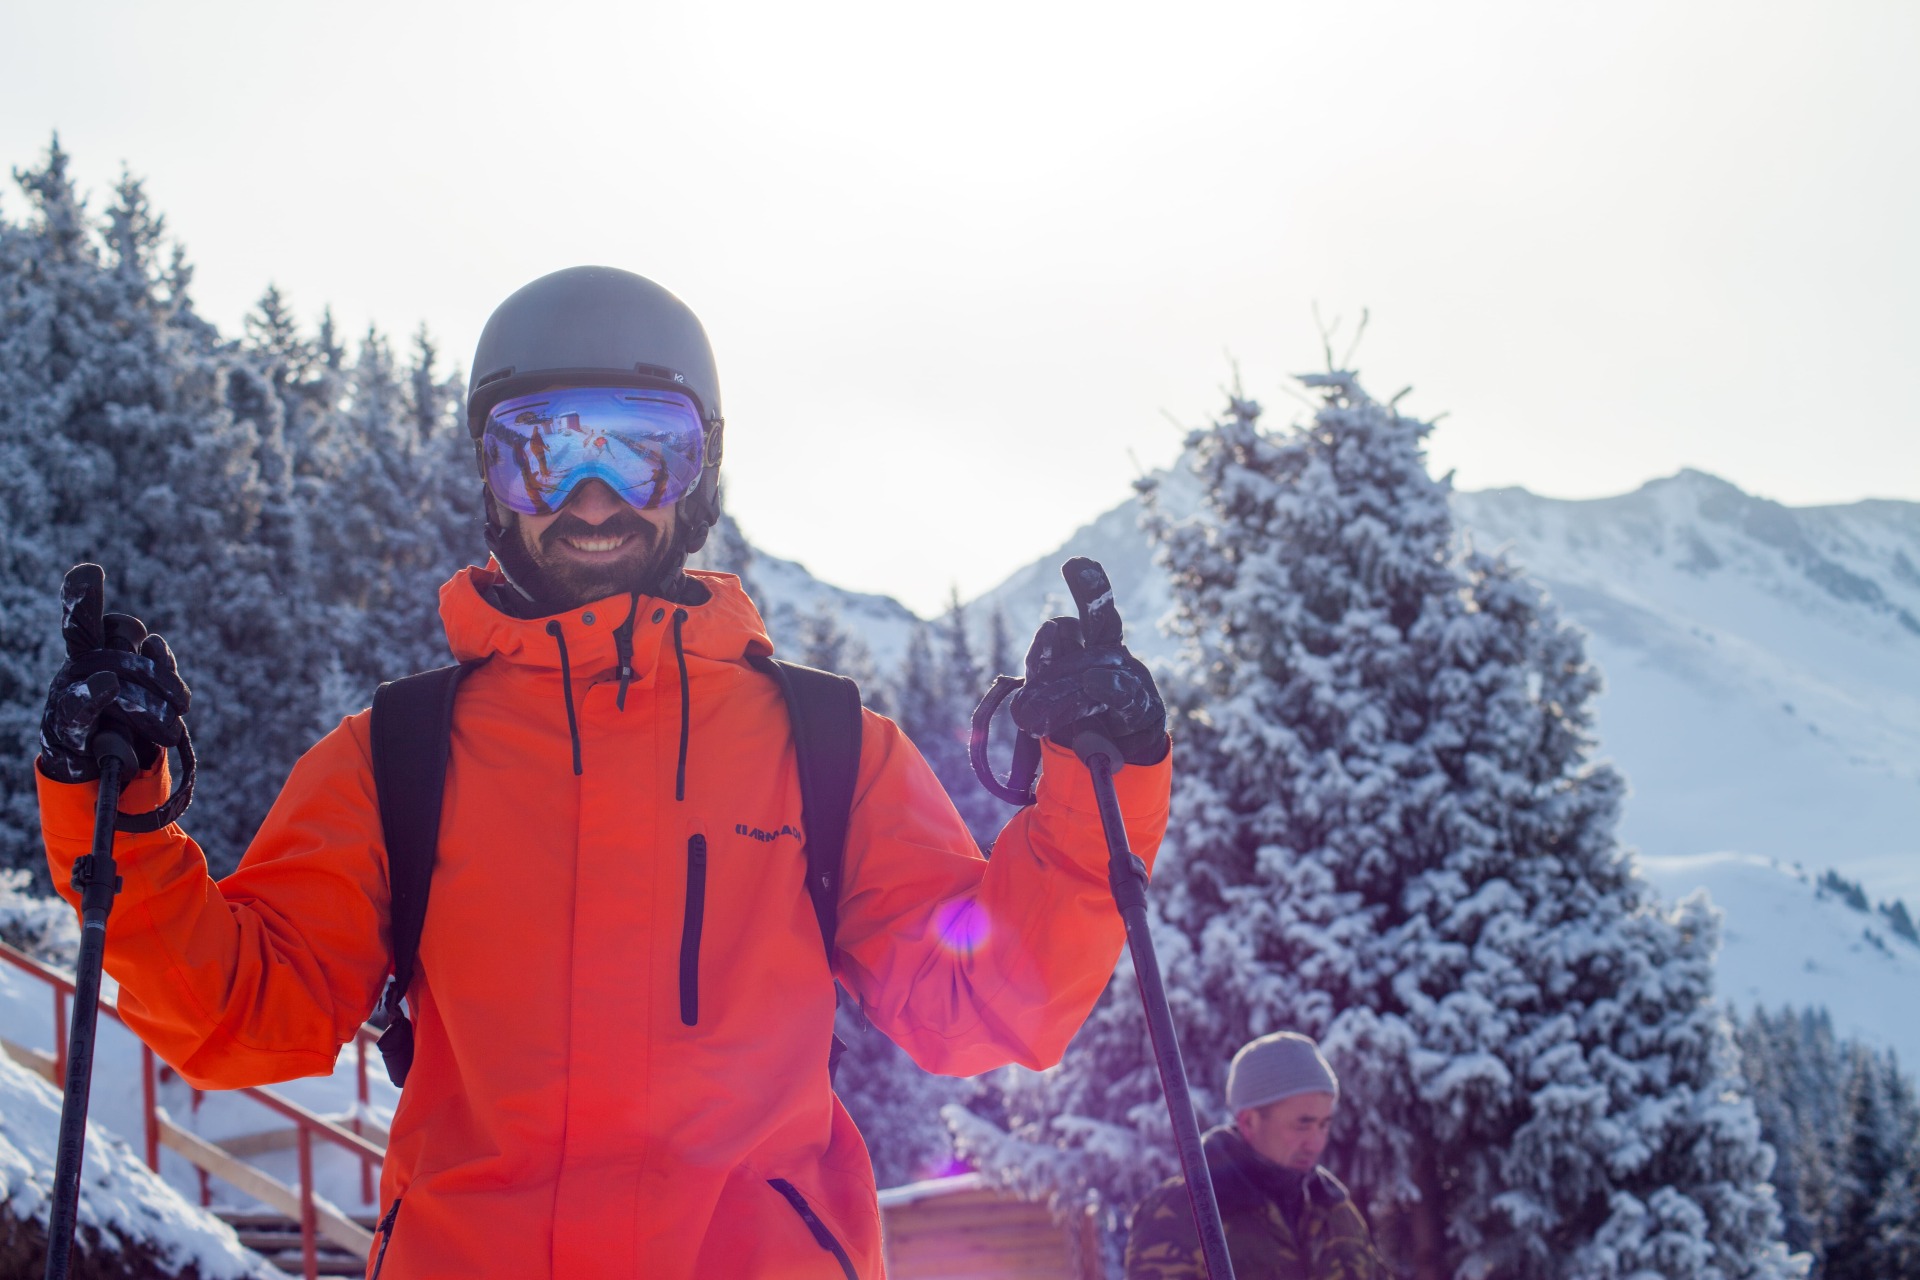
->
[969,558,1236,1279]
[1073,726,1237,1280]
[41,566,190,1280]
[44,725,135,1280]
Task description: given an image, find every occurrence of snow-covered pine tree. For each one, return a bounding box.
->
[832,1016,964,1190]
[1738,1010,1817,1260]
[986,602,1017,682]
[1737,1007,1920,1278]
[936,587,1011,841]
[1826,1044,1920,1280]
[1735,1008,1851,1266]
[0,141,478,878]
[887,625,965,831]
[955,371,1802,1279]
[941,586,981,699]
[295,322,476,729]
[892,623,955,772]
[793,598,883,700]
[0,142,317,879]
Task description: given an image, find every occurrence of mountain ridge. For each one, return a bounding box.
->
[738,465,1919,909]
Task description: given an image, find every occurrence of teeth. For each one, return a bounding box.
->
[566,535,627,552]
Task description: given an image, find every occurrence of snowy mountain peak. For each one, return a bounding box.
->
[1460,469,1920,642]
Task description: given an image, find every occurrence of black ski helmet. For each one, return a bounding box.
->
[467,266,725,559]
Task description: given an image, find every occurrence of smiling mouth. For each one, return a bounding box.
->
[561,533,632,554]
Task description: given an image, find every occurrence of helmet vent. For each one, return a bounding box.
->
[475,366,515,389]
[635,363,687,385]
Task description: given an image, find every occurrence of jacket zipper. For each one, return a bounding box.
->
[369,1194,403,1279]
[767,1178,857,1280]
[679,835,707,1026]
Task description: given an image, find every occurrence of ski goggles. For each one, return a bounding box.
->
[480,386,707,516]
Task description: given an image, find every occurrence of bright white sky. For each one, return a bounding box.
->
[4,1,1915,617]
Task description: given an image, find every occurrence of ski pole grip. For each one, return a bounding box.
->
[89,728,138,776]
[1070,727,1123,773]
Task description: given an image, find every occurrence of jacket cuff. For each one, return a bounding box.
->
[37,758,175,867]
[1032,736,1173,820]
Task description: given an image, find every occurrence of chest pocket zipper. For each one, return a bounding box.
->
[768,1178,858,1279]
[369,1195,403,1279]
[680,835,708,1025]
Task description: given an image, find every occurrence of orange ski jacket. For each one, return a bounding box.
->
[39,566,1171,1279]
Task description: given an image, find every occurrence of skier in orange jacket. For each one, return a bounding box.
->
[36,266,1173,1279]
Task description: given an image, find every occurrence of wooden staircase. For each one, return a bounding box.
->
[1,940,386,1280]
[216,1211,378,1277]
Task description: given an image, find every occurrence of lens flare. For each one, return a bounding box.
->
[934,898,990,954]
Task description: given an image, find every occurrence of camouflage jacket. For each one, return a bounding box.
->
[1123,1126,1385,1280]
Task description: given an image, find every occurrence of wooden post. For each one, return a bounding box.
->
[53,987,68,1082]
[356,1036,373,1205]
[298,1126,318,1280]
[193,1088,210,1207]
[1079,1204,1105,1280]
[141,1045,160,1171]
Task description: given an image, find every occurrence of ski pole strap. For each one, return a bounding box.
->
[112,725,195,833]
[969,675,1040,806]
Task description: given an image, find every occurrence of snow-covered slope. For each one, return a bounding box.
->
[743,544,924,672]
[972,466,1189,672]
[1636,852,1920,1069]
[1454,470,1920,907]
[691,520,925,671]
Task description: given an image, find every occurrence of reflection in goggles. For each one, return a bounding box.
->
[483,387,705,516]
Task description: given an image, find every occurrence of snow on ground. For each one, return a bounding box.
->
[1636,852,1920,1068]
[0,952,398,1219]
[0,1050,285,1278]
[875,1171,985,1209]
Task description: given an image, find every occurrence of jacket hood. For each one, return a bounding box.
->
[440,561,774,679]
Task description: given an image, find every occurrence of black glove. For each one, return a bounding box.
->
[38,564,192,784]
[1009,557,1168,766]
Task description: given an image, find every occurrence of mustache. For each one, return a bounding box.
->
[539,510,658,551]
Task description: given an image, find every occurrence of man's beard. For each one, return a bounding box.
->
[495,506,679,613]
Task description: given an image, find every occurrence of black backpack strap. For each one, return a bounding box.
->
[747,655,863,961]
[369,660,481,1087]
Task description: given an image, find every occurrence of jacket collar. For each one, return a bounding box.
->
[1203,1125,1350,1216]
[439,562,774,683]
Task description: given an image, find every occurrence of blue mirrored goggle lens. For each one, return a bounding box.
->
[482,387,706,516]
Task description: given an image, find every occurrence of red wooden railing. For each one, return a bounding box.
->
[0,939,387,1279]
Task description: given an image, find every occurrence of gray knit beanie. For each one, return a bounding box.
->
[1226,1032,1339,1113]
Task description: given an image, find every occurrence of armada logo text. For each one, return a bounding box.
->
[736,823,803,844]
